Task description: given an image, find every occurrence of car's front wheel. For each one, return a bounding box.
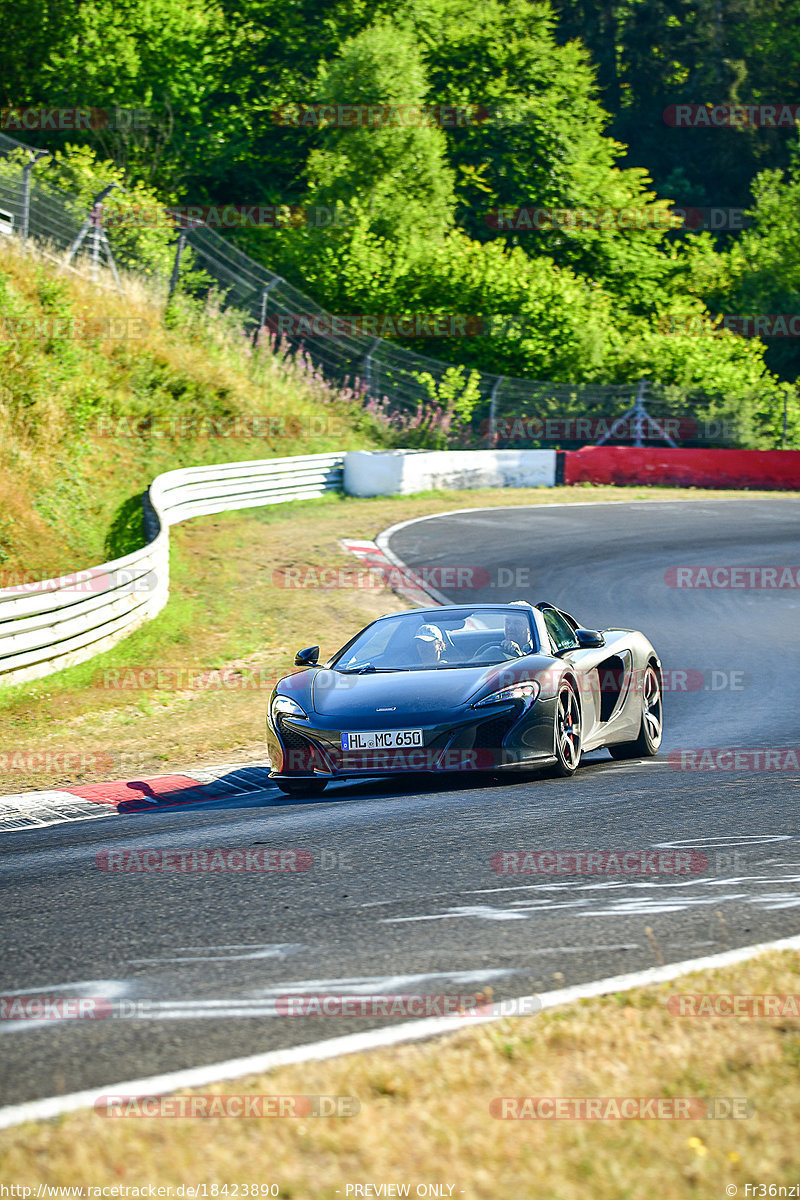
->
[274,778,328,797]
[608,663,663,759]
[549,680,582,777]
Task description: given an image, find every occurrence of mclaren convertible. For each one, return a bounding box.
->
[265,601,663,796]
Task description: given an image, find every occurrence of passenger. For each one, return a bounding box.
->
[414,623,447,666]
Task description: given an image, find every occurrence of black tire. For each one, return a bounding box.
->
[274,778,328,797]
[608,663,663,760]
[548,679,582,777]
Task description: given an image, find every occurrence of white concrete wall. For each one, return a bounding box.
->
[344,449,557,497]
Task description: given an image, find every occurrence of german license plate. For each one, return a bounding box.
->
[341,729,424,751]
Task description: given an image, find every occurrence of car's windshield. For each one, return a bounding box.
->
[332,608,538,672]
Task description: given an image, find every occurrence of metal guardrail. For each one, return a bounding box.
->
[0,453,344,687]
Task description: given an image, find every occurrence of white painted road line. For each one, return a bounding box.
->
[2,932,799,1131]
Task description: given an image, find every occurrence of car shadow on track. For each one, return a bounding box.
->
[113,753,619,817]
[114,766,275,814]
[256,753,617,807]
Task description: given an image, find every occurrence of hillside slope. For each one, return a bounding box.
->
[0,240,382,580]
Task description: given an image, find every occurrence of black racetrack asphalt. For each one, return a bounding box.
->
[1,498,798,1108]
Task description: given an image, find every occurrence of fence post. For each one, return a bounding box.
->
[252,277,283,346]
[632,379,649,446]
[487,375,505,447]
[594,378,676,448]
[363,338,381,395]
[167,230,187,304]
[20,149,50,247]
[66,182,122,270]
[90,202,103,280]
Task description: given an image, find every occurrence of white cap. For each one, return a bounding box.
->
[415,623,443,642]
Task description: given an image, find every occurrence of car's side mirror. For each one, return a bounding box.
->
[294,645,320,667]
[575,628,605,649]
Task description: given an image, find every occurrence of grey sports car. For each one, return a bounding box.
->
[265,601,663,796]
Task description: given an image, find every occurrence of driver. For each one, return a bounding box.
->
[500,605,535,657]
[414,623,447,666]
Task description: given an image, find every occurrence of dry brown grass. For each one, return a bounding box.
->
[1,949,799,1197]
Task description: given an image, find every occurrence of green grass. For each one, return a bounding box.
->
[0,238,384,579]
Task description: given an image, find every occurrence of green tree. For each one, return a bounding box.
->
[550,0,800,208]
[304,20,455,244]
[702,133,800,381]
[394,0,683,312]
[238,17,457,305]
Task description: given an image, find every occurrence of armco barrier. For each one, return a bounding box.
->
[8,443,792,688]
[0,454,343,687]
[563,447,800,489]
[344,449,557,496]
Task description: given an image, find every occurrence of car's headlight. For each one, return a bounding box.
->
[473,681,540,708]
[271,695,308,719]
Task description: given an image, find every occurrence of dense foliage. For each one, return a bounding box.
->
[2,0,799,428]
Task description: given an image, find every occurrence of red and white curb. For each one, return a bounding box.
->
[1,534,446,834]
[0,762,274,833]
[340,538,443,607]
[1,933,799,1131]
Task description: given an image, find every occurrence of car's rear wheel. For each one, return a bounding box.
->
[549,680,582,777]
[274,779,328,797]
[608,663,663,759]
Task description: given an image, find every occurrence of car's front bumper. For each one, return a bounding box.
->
[265,699,556,780]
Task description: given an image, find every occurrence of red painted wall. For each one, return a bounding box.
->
[562,447,800,489]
